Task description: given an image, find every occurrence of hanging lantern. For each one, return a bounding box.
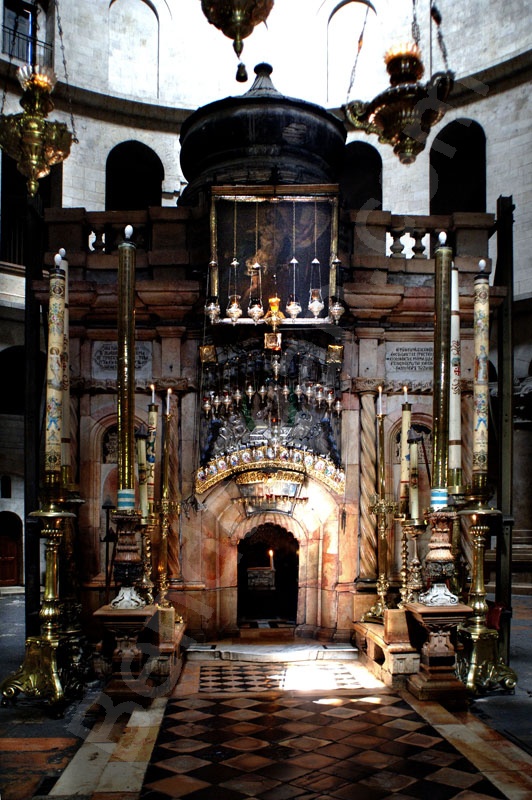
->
[226,294,243,324]
[248,261,264,323]
[329,297,345,324]
[308,285,325,318]
[205,296,221,323]
[265,295,285,331]
[0,65,73,197]
[201,0,274,81]
[343,1,454,164]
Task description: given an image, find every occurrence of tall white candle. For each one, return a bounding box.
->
[473,259,489,492]
[409,436,420,521]
[377,385,383,416]
[136,434,148,522]
[146,399,158,514]
[57,249,71,472]
[449,260,462,485]
[399,390,411,516]
[45,263,66,473]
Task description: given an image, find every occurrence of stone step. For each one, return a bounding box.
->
[186,642,358,662]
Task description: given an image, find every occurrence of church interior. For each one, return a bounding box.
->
[0,0,531,798]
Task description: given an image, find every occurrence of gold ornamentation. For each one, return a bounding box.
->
[0,66,73,196]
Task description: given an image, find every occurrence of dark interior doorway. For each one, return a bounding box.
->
[0,511,23,585]
[237,524,298,625]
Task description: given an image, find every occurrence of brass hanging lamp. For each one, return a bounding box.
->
[343,0,454,164]
[201,0,275,81]
[0,1,75,196]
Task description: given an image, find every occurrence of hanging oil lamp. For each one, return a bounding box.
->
[201,0,275,82]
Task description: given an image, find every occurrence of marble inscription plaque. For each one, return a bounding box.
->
[92,341,152,379]
[385,342,433,380]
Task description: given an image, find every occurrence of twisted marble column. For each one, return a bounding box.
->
[358,391,378,580]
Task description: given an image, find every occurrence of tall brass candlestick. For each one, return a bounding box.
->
[111,226,144,610]
[362,391,397,623]
[116,225,136,511]
[431,231,453,510]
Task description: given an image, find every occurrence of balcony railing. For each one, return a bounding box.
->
[2,25,53,67]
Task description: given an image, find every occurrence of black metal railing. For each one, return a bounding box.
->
[2,25,53,67]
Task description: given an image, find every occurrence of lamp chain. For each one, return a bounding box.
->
[431,3,449,70]
[411,0,420,47]
[54,0,79,142]
[346,5,370,101]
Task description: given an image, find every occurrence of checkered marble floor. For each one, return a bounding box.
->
[198,662,366,693]
[141,689,507,799]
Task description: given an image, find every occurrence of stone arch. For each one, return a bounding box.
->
[340,140,383,211]
[108,0,159,99]
[430,119,486,215]
[79,408,152,577]
[105,141,164,211]
[196,474,342,637]
[237,523,299,624]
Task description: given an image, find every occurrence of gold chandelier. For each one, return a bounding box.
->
[0,64,73,196]
[342,1,454,164]
[201,0,275,81]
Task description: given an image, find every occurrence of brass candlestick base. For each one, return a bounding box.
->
[362,496,397,623]
[419,510,459,606]
[111,509,145,610]
[456,513,517,694]
[403,520,427,604]
[0,475,78,712]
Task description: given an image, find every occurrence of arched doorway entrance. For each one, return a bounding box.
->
[237,524,299,626]
[0,511,23,585]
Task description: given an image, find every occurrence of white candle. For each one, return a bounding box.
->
[399,397,411,515]
[136,435,148,522]
[449,261,462,477]
[151,383,155,405]
[403,385,408,405]
[377,385,383,416]
[45,264,66,473]
[473,259,489,490]
[166,387,172,415]
[269,549,274,569]
[409,438,419,521]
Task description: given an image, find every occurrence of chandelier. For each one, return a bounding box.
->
[0,65,73,196]
[0,1,75,196]
[201,0,275,81]
[342,1,454,164]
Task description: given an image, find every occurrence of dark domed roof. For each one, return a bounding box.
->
[179,63,347,204]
